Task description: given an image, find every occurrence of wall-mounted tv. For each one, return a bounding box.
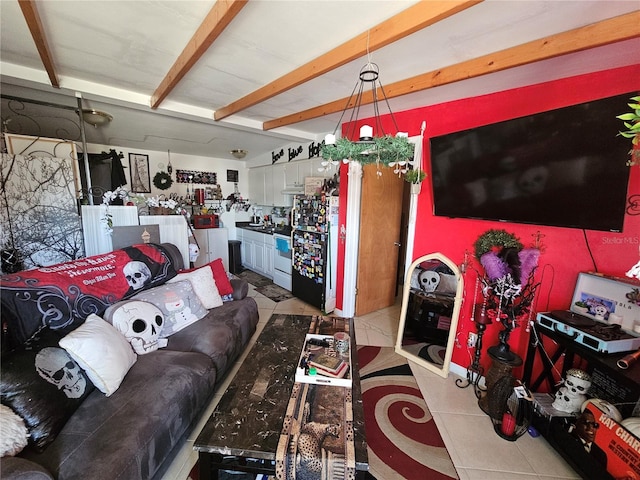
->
[429,93,633,232]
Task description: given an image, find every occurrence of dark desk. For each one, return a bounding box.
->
[523,321,640,418]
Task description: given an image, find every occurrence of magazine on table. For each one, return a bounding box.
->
[295,333,352,387]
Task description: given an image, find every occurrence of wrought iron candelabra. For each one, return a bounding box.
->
[456,304,491,398]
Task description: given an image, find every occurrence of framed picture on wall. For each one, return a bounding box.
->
[129,153,151,193]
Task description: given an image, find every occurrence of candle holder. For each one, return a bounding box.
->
[456,303,491,398]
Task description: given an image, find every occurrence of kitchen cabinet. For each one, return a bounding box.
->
[193,228,229,270]
[249,158,334,207]
[238,228,274,278]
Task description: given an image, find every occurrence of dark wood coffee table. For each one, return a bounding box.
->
[194,314,368,480]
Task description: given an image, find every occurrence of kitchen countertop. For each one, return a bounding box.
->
[236,222,292,236]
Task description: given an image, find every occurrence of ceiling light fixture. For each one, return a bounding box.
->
[80,108,113,128]
[230,149,247,159]
[320,61,415,177]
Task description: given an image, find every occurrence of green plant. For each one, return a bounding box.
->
[404,168,426,184]
[574,301,589,308]
[616,95,640,166]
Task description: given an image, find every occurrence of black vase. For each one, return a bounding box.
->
[1,248,23,274]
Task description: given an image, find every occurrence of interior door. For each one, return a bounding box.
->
[355,164,405,315]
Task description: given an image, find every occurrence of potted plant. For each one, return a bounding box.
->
[617,95,640,166]
[404,168,426,194]
[574,301,589,315]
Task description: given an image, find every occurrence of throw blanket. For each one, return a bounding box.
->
[1,243,177,344]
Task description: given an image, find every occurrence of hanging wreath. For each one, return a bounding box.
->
[473,229,523,260]
[153,171,173,190]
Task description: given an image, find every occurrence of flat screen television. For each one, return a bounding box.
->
[429,93,633,232]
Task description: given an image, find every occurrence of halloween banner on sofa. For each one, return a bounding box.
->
[0,244,177,343]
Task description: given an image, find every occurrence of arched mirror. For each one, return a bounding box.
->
[395,253,464,378]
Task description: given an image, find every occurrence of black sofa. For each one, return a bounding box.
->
[0,243,259,480]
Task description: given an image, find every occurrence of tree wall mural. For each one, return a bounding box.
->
[1,153,84,272]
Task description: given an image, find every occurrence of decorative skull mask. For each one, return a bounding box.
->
[418,271,440,293]
[35,347,87,399]
[110,300,165,354]
[123,261,152,290]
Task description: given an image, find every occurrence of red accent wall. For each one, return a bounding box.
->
[342,64,640,375]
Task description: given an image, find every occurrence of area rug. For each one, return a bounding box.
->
[235,269,272,287]
[358,346,458,480]
[255,283,294,302]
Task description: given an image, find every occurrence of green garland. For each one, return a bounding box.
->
[153,171,173,190]
[473,229,523,260]
[321,135,414,166]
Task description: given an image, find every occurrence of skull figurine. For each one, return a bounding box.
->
[35,347,88,399]
[418,270,441,293]
[552,368,591,414]
[110,300,165,354]
[123,261,152,291]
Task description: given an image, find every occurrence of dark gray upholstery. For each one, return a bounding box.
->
[1,244,259,480]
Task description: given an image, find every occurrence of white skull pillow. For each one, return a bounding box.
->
[104,300,168,354]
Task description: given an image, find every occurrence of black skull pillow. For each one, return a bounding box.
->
[103,300,167,354]
[0,328,95,451]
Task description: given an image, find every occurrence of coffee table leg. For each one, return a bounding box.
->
[198,452,221,480]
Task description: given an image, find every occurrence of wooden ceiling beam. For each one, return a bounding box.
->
[18,0,59,88]
[264,10,640,131]
[150,0,248,109]
[213,0,482,121]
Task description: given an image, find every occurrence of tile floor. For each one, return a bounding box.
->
[161,285,581,480]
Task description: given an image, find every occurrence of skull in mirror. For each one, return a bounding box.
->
[109,300,165,354]
[123,261,152,291]
[419,270,441,293]
[35,347,88,399]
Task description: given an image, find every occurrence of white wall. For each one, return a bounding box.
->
[88,143,250,203]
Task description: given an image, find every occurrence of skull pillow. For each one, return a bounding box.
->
[418,270,441,293]
[104,300,167,354]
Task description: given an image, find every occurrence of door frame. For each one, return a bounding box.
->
[338,135,422,317]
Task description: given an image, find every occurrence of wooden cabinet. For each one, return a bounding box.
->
[193,228,229,270]
[238,228,273,278]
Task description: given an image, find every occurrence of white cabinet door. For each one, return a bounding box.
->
[207,228,229,270]
[192,228,229,270]
[264,166,274,206]
[248,166,265,205]
[253,241,265,273]
[271,163,287,206]
[284,162,298,186]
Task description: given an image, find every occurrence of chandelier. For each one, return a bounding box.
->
[320,62,415,177]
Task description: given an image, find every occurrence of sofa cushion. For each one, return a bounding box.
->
[59,314,137,397]
[165,297,259,378]
[20,349,217,480]
[205,258,234,296]
[168,265,223,309]
[132,280,208,337]
[103,300,167,354]
[0,329,95,452]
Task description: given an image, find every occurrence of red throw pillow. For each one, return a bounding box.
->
[208,258,233,296]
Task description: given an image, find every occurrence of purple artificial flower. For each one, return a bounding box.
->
[480,251,509,281]
[518,248,540,285]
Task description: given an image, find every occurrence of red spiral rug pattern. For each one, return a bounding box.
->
[358,346,458,480]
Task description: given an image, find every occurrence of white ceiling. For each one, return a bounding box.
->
[1,0,639,163]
